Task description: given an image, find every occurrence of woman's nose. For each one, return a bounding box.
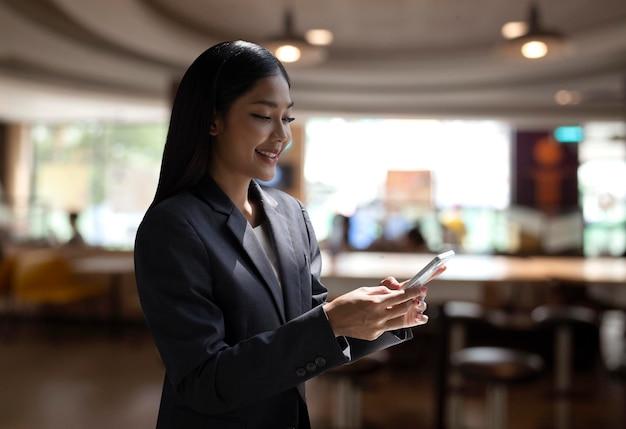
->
[273,121,290,143]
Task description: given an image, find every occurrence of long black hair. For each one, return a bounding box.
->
[151,40,291,208]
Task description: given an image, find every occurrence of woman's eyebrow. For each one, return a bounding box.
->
[251,100,295,109]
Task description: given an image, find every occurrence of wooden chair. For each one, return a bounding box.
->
[0,255,16,339]
[10,249,108,328]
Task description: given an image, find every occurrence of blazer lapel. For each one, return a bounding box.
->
[256,185,302,322]
[193,176,286,322]
[231,215,287,323]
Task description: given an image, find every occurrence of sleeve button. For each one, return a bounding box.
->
[315,356,327,367]
[305,362,317,372]
[296,367,307,377]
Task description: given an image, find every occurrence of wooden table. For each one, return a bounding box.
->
[71,252,135,335]
[320,251,626,307]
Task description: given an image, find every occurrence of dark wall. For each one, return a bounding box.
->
[512,130,580,215]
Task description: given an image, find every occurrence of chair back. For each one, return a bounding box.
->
[0,256,15,296]
[11,249,76,303]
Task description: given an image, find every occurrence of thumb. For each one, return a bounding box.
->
[379,276,402,290]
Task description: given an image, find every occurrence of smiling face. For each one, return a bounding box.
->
[209,72,294,192]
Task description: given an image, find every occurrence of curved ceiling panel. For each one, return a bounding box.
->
[52,0,211,65]
[0,0,624,122]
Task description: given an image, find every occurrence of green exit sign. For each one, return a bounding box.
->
[554,126,583,143]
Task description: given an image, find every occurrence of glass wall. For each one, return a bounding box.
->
[303,118,511,253]
[29,122,165,248]
[21,118,624,255]
[579,122,626,256]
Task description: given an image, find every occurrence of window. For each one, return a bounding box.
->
[578,122,626,256]
[303,117,511,252]
[30,122,166,248]
[26,118,622,256]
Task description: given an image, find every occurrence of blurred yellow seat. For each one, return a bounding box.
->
[0,256,14,297]
[0,256,16,337]
[11,249,107,306]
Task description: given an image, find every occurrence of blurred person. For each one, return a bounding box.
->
[440,205,466,248]
[367,222,428,253]
[66,211,86,246]
[134,40,446,429]
[403,222,428,252]
[327,213,353,255]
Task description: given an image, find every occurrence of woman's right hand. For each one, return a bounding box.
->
[322,279,428,340]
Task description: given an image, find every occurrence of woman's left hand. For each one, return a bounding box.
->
[378,276,429,326]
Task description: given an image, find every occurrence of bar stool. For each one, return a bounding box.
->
[531,304,598,429]
[438,301,489,429]
[599,309,626,428]
[326,349,389,429]
[450,346,544,429]
[600,309,626,376]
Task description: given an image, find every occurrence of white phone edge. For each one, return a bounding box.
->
[404,250,455,289]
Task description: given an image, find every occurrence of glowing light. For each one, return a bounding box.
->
[275,45,301,62]
[501,22,528,39]
[305,29,334,46]
[555,90,582,105]
[521,40,548,58]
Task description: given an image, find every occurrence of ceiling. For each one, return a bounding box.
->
[1,0,625,124]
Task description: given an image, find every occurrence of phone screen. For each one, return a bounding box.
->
[404,250,455,289]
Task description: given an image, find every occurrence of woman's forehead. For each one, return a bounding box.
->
[242,74,292,108]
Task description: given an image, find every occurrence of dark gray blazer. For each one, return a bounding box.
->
[134,175,411,429]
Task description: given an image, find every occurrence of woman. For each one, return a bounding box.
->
[134,40,441,429]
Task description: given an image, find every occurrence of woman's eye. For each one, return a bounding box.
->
[252,114,295,124]
[252,114,271,121]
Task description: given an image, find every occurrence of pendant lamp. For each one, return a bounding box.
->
[263,10,332,66]
[500,3,569,60]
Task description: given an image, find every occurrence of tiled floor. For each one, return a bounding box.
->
[0,319,624,429]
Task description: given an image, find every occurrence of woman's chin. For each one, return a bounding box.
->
[257,172,276,183]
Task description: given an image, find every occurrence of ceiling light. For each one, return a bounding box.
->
[264,10,332,66]
[275,44,301,63]
[305,29,334,46]
[554,90,582,105]
[501,22,528,39]
[499,3,569,60]
[522,41,548,59]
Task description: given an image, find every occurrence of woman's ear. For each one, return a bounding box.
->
[210,116,223,136]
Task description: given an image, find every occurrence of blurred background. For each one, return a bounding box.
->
[0,0,625,256]
[0,1,625,428]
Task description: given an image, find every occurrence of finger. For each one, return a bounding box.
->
[384,298,423,321]
[414,286,428,301]
[393,298,427,319]
[379,277,402,290]
[386,311,429,330]
[404,300,429,326]
[382,285,427,307]
[365,285,406,296]
[410,313,429,326]
[383,297,429,328]
[416,266,447,288]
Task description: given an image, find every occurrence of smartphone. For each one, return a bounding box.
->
[404,250,455,289]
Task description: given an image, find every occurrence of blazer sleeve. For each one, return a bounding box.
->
[284,192,414,363]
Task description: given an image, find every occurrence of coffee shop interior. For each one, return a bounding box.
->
[1,1,626,428]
